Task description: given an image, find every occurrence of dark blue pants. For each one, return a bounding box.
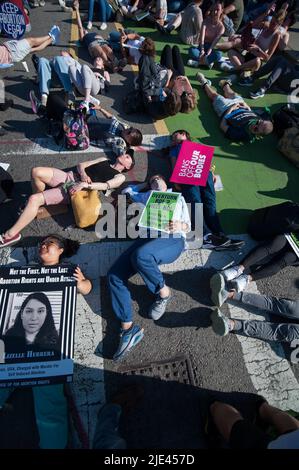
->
[108,235,185,323]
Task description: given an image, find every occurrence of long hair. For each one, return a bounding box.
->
[180,92,197,114]
[164,91,182,116]
[6,292,59,348]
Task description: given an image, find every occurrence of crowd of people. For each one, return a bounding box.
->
[0,0,298,450]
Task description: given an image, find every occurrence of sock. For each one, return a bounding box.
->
[41,94,48,106]
[231,319,242,331]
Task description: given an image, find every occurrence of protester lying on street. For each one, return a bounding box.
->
[187,1,225,70]
[86,0,115,31]
[210,234,299,307]
[73,1,127,73]
[0,154,135,248]
[114,29,145,65]
[210,291,299,343]
[156,0,203,46]
[108,174,191,360]
[205,395,299,449]
[0,234,92,448]
[196,73,273,142]
[167,129,245,250]
[0,25,60,66]
[239,56,299,100]
[29,51,110,116]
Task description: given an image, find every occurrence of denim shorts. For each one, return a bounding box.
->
[213,94,245,117]
[5,39,31,63]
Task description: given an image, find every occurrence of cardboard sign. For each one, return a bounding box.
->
[0,264,77,388]
[138,191,181,233]
[170,141,215,187]
[0,2,26,39]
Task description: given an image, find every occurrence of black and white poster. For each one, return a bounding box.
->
[0,264,77,388]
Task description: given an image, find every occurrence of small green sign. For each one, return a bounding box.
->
[138,191,181,233]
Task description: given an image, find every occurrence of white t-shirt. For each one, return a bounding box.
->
[127,36,144,64]
[268,429,299,449]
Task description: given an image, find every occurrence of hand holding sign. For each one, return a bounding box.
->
[170,141,215,187]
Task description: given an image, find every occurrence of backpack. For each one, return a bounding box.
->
[0,167,14,204]
[122,90,144,114]
[272,105,299,138]
[62,107,90,151]
[248,202,299,241]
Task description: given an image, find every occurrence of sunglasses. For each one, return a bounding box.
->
[39,239,63,249]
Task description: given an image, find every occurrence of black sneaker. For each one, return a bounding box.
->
[156,22,167,34]
[202,234,230,250]
[0,99,14,111]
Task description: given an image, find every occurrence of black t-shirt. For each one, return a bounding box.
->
[82,32,98,48]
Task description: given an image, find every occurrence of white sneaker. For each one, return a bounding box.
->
[89,96,100,106]
[196,72,211,87]
[229,274,250,293]
[219,61,234,72]
[87,21,93,30]
[100,22,107,31]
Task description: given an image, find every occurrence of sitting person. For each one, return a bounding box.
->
[246,56,299,99]
[73,1,126,73]
[210,233,299,307]
[0,234,92,448]
[0,153,135,248]
[0,25,60,66]
[196,73,273,142]
[168,129,244,250]
[160,45,197,114]
[187,1,225,69]
[146,0,168,26]
[157,0,203,46]
[108,174,191,360]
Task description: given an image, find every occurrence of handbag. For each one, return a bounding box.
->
[277,127,299,168]
[71,189,101,228]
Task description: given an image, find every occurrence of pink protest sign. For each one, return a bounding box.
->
[170,141,215,187]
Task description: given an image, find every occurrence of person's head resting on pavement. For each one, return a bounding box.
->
[122,127,143,147]
[117,149,135,173]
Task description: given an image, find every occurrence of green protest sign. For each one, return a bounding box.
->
[138,191,181,233]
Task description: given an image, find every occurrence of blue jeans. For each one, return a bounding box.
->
[92,404,126,449]
[38,56,73,95]
[181,171,223,235]
[108,235,185,323]
[189,42,222,65]
[88,0,113,22]
[0,385,68,449]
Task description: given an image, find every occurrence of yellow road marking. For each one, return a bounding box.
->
[70,10,79,60]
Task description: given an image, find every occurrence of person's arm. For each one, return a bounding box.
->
[92,104,113,119]
[69,174,126,194]
[223,2,236,16]
[73,266,92,295]
[199,23,206,57]
[74,1,85,42]
[220,117,229,134]
[264,33,281,61]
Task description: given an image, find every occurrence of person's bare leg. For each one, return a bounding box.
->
[30,37,53,53]
[90,44,108,62]
[228,49,244,68]
[259,402,299,435]
[31,167,55,193]
[4,193,45,238]
[216,38,242,51]
[210,402,244,442]
[159,285,170,299]
[102,44,114,61]
[27,36,52,48]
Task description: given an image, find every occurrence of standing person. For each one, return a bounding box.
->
[0,26,60,66]
[0,153,135,248]
[87,0,114,31]
[188,1,225,69]
[196,73,273,142]
[168,129,245,250]
[0,234,92,449]
[108,175,191,360]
